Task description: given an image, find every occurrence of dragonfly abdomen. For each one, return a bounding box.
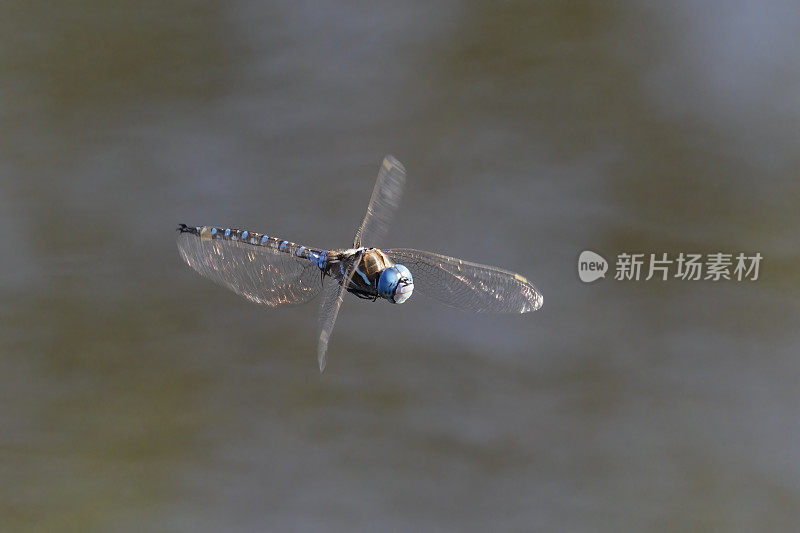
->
[177,224,328,269]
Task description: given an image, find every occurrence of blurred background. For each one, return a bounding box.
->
[1,1,799,531]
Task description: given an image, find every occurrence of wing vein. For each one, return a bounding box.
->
[177,231,323,307]
[385,248,543,313]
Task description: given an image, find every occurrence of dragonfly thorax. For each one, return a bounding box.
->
[331,248,413,304]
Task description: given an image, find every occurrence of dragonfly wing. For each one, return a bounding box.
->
[316,253,361,372]
[385,248,543,313]
[353,155,406,248]
[316,279,345,373]
[177,230,322,307]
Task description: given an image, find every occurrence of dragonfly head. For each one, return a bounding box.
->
[378,264,414,304]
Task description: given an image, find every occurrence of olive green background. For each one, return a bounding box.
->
[1,1,798,531]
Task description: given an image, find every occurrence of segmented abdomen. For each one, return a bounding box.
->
[177,224,328,269]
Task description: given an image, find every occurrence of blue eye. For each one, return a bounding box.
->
[377,264,414,304]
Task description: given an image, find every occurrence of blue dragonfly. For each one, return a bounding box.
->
[177,156,542,371]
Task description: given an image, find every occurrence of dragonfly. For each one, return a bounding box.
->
[177,155,542,372]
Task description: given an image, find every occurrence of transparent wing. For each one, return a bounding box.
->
[177,232,323,307]
[353,155,406,247]
[316,278,346,373]
[316,255,361,372]
[385,248,543,313]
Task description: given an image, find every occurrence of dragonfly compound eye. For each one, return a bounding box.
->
[378,264,414,304]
